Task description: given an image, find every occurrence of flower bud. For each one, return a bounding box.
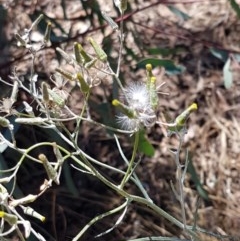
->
[88,37,107,62]
[56,47,73,64]
[77,43,93,64]
[114,0,127,13]
[22,206,46,222]
[169,103,198,133]
[112,99,136,119]
[101,11,118,31]
[0,211,18,225]
[39,154,59,184]
[146,63,154,90]
[0,117,10,128]
[55,67,75,81]
[74,42,83,64]
[175,103,197,127]
[48,88,65,107]
[149,76,158,110]
[53,143,64,168]
[77,73,90,93]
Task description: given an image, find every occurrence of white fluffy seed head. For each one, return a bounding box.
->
[116,82,157,131]
[124,83,150,111]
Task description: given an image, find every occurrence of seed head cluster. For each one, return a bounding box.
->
[116,82,157,131]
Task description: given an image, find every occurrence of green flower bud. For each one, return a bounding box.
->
[55,67,75,81]
[77,73,90,93]
[146,63,154,90]
[114,0,127,13]
[149,76,158,110]
[112,99,136,119]
[48,89,65,107]
[39,154,59,184]
[169,103,198,133]
[74,42,83,64]
[0,117,10,128]
[77,43,93,64]
[88,37,107,62]
[101,11,118,31]
[0,211,18,225]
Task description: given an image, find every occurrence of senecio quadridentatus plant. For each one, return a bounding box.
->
[0,1,216,241]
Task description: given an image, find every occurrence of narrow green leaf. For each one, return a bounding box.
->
[187,158,209,201]
[138,130,155,157]
[229,0,240,18]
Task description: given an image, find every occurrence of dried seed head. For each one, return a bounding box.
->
[113,82,157,131]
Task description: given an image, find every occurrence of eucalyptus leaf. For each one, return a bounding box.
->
[210,48,228,62]
[187,157,209,201]
[168,5,190,21]
[137,58,185,75]
[229,0,240,18]
[223,57,233,89]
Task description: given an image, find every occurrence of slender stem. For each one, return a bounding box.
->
[116,12,124,78]
[175,132,187,229]
[74,91,90,142]
[72,200,129,241]
[114,134,152,202]
[120,131,139,189]
[72,152,185,230]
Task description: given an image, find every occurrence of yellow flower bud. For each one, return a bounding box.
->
[112,99,136,119]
